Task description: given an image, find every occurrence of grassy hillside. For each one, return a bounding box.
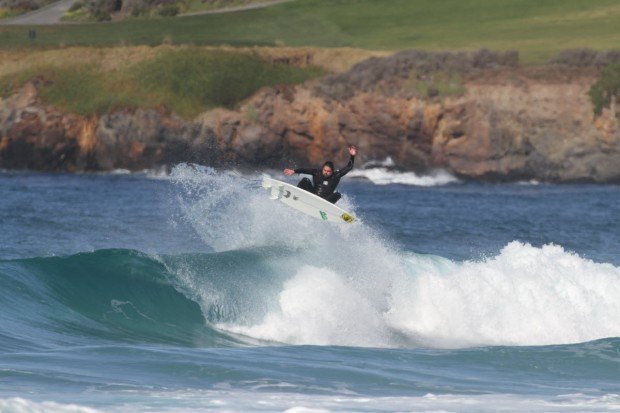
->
[0,48,323,117]
[1,0,620,61]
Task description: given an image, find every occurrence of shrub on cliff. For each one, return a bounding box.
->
[317,49,519,100]
[158,4,179,16]
[548,49,620,68]
[589,63,620,116]
[68,1,84,12]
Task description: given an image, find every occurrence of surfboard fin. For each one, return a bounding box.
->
[261,178,271,190]
[267,184,282,200]
[262,178,281,200]
[270,186,282,200]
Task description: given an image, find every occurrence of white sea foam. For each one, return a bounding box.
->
[0,398,100,413]
[349,167,459,186]
[347,157,459,186]
[220,242,620,347]
[516,179,541,185]
[143,166,172,180]
[223,242,620,348]
[388,242,620,347]
[110,168,132,175]
[91,167,171,180]
[221,266,393,347]
[171,164,620,349]
[7,392,618,413]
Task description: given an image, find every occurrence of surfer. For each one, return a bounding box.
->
[283,146,357,204]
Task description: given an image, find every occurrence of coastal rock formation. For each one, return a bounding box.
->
[1,53,620,182]
[437,72,620,182]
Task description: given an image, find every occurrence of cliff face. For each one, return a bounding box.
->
[1,62,619,182]
[435,69,620,182]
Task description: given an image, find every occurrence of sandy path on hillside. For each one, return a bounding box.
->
[0,0,74,25]
[181,0,295,16]
[0,0,295,25]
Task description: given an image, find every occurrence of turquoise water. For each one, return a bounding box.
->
[0,166,619,412]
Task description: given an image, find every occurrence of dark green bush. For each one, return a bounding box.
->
[158,4,179,17]
[93,8,111,21]
[68,1,83,12]
[589,63,620,116]
[131,6,147,16]
[86,0,113,21]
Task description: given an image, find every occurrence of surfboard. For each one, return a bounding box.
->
[261,177,356,223]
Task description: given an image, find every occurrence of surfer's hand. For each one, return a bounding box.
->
[348,146,357,156]
[283,168,295,176]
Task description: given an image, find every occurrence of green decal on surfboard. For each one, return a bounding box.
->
[320,211,328,220]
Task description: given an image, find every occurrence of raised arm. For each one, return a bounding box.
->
[336,146,357,177]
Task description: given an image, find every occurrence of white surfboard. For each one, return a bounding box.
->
[261,177,356,223]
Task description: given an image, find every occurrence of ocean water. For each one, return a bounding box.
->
[0,165,619,412]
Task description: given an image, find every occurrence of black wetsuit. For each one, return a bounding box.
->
[294,155,355,203]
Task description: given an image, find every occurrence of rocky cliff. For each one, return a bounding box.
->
[1,50,619,182]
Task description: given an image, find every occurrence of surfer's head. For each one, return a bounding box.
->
[322,161,334,178]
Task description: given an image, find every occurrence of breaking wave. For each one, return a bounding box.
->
[2,165,618,352]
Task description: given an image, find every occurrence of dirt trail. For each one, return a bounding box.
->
[0,0,74,25]
[0,0,294,25]
[181,0,295,16]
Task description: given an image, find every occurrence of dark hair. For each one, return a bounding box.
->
[322,161,334,170]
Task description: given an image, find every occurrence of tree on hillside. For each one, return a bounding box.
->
[590,63,620,117]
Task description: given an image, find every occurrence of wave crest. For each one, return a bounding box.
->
[218,242,620,348]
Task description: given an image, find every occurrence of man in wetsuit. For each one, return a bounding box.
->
[283,146,357,204]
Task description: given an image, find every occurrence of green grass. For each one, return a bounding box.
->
[0,49,323,117]
[2,64,149,115]
[1,0,620,61]
[134,49,322,116]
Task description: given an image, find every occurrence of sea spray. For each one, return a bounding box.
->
[168,164,408,340]
[168,165,620,348]
[170,164,336,251]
